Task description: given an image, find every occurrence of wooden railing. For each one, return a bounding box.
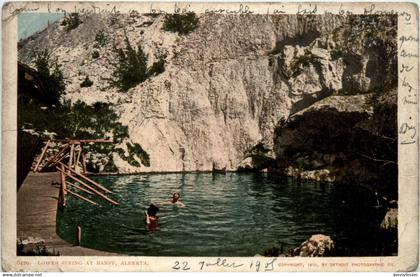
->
[32,139,118,207]
[56,162,119,208]
[34,139,112,173]
[32,139,118,246]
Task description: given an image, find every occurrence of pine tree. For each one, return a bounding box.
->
[112,37,148,92]
[33,49,65,106]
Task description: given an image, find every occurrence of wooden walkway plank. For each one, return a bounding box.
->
[17,172,122,256]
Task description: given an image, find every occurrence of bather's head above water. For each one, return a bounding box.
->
[172,192,181,203]
[147,204,159,217]
[145,204,160,230]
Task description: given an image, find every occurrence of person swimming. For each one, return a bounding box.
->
[171,192,186,207]
[161,192,185,208]
[144,204,159,230]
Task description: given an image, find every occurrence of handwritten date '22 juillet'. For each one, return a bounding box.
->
[173,258,277,272]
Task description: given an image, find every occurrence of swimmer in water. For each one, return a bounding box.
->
[144,204,159,230]
[162,192,185,208]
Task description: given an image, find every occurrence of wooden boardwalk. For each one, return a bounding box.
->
[17,172,121,256]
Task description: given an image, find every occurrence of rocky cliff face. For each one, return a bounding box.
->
[18,13,397,173]
[274,89,397,199]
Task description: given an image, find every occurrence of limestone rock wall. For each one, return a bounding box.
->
[18,13,396,173]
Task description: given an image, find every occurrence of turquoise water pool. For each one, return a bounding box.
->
[56,173,388,256]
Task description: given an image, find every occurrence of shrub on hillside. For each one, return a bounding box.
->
[61,13,81,32]
[92,50,100,59]
[112,37,148,92]
[289,52,322,78]
[115,142,150,168]
[80,76,93,87]
[148,57,165,77]
[111,37,166,92]
[162,12,199,35]
[94,30,108,48]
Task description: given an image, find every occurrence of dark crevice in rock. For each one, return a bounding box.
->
[290,87,332,114]
[273,90,397,200]
[272,30,321,55]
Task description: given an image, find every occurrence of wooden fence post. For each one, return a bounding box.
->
[76,226,81,246]
[69,144,75,171]
[75,146,82,173]
[33,140,50,172]
[81,152,87,174]
[61,164,67,196]
[59,171,66,208]
[81,144,87,174]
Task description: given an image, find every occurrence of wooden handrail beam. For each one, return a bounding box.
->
[58,162,112,194]
[50,139,113,143]
[65,188,100,206]
[56,166,118,205]
[65,181,94,195]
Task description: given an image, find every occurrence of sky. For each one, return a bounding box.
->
[18,12,64,41]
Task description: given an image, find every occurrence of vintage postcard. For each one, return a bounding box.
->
[2,1,419,272]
